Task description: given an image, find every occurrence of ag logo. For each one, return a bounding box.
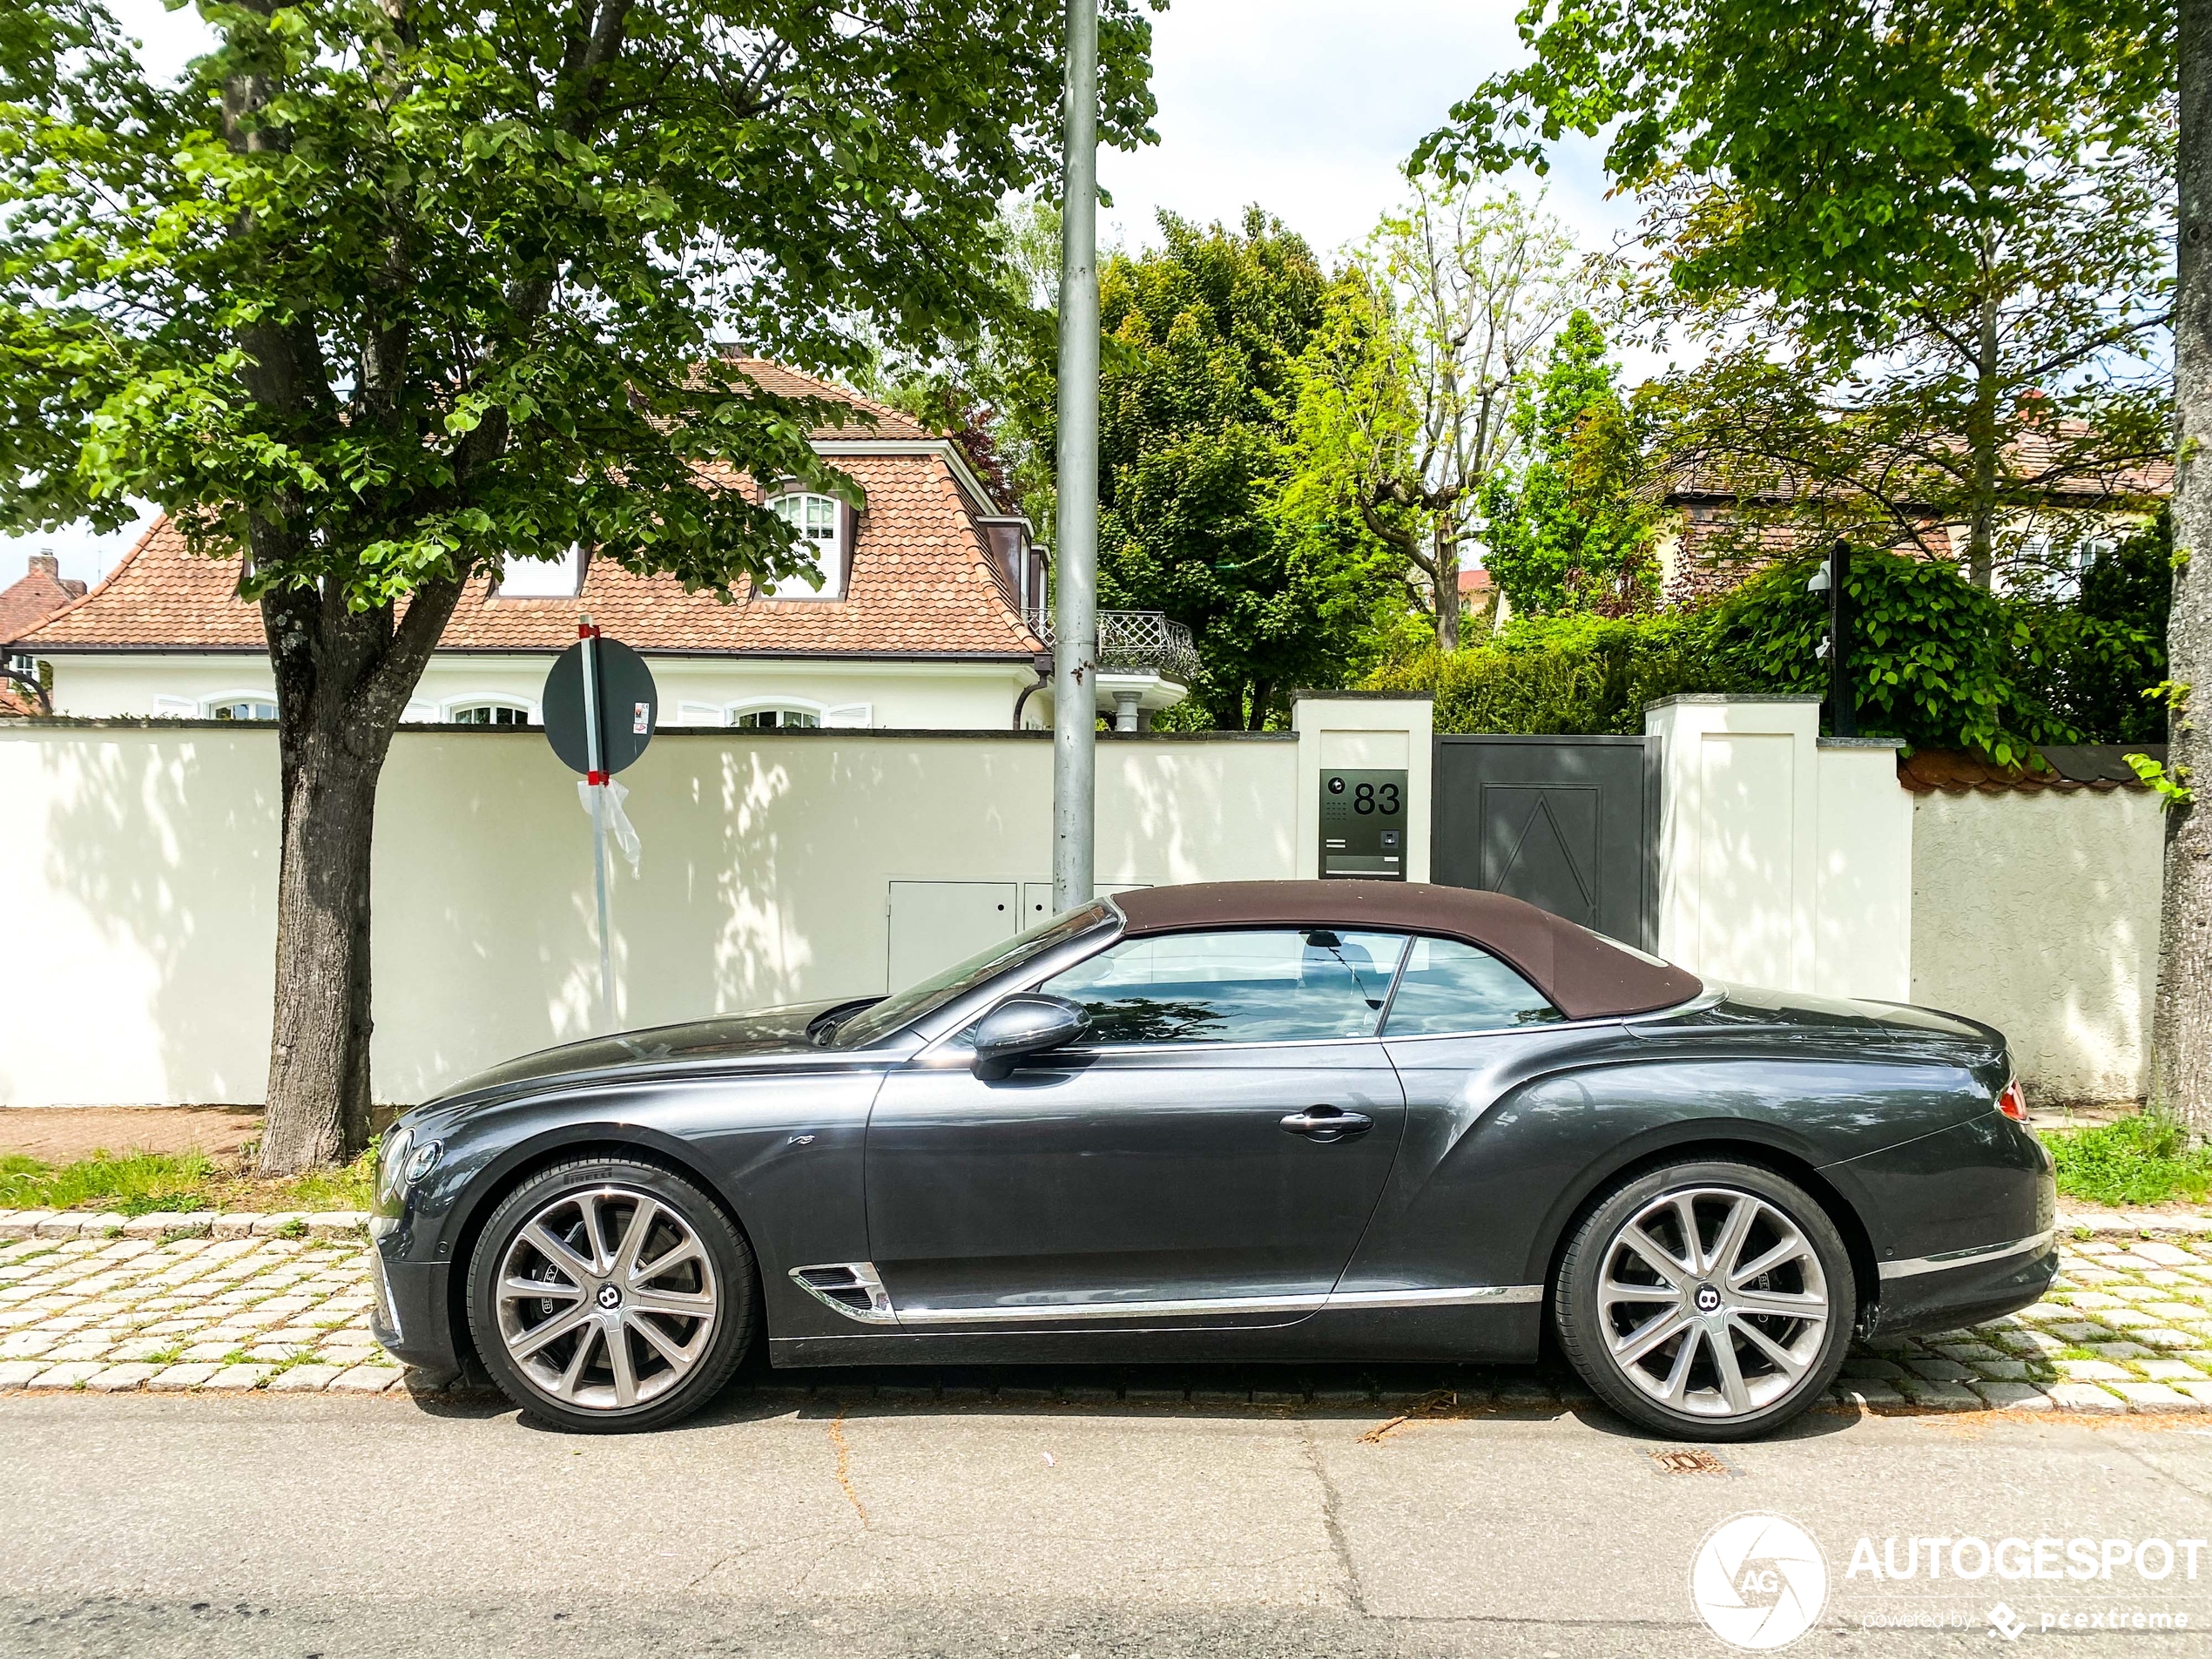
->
[1689,1512,1828,1650]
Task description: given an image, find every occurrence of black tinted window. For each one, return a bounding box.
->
[1041,928,1406,1045]
[1383,937,1561,1035]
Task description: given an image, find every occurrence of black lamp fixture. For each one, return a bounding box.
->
[1804,539,1855,738]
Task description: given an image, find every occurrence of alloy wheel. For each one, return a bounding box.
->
[494,1185,720,1412]
[1595,1186,1831,1420]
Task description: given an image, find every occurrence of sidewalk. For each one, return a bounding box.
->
[5,1207,2212,1414]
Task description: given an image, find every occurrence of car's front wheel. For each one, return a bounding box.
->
[1554,1160,1855,1440]
[466,1157,756,1432]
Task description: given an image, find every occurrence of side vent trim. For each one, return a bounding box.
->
[788,1262,898,1325]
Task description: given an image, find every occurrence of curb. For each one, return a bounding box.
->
[0,1209,370,1242]
[2058,1212,2212,1238]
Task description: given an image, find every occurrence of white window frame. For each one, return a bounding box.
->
[721,698,872,730]
[440,695,539,726]
[761,491,846,601]
[200,690,280,721]
[725,698,827,730]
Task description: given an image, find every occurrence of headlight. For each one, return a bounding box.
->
[404,1139,443,1184]
[375,1126,414,1207]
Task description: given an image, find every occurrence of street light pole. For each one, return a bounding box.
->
[1827,538,1856,738]
[1050,0,1099,914]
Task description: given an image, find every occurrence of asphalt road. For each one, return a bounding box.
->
[5,1384,2212,1658]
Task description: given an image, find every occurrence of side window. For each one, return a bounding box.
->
[1382,937,1562,1036]
[1039,928,1406,1046]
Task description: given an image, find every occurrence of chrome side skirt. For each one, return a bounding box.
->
[1878,1229,2056,1282]
[787,1264,1541,1328]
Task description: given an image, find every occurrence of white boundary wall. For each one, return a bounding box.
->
[3,693,2165,1111]
[1909,786,2165,1103]
[1645,697,1914,1002]
[2,725,1295,1108]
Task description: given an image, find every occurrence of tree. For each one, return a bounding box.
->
[0,0,1157,1169]
[1423,3,2172,591]
[1638,134,2170,593]
[1477,310,1660,616]
[1425,0,2210,1136]
[1287,182,1582,651]
[1089,210,1401,728]
[868,194,1065,532]
[2168,0,2212,1136]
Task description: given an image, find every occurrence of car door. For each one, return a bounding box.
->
[863,927,1411,1326]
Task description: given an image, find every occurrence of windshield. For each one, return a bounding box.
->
[828,902,1116,1049]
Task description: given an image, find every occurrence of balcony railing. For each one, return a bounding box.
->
[1025,609,1201,686]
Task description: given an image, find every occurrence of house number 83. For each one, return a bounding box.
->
[1353,783,1399,815]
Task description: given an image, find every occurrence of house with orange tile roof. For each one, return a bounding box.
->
[11,365,1194,732]
[0,550,87,711]
[1655,423,2172,605]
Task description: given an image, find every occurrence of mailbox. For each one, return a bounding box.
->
[1319,768,1408,880]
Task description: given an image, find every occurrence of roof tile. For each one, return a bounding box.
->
[22,450,1039,658]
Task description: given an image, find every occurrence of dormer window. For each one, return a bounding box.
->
[763,492,846,600]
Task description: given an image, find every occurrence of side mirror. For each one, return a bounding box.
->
[972,994,1089,1081]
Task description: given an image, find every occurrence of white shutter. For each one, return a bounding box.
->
[676,702,722,727]
[402,700,438,724]
[822,703,872,728]
[152,696,196,719]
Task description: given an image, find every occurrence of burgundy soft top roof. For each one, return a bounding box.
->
[1109,880,1703,1022]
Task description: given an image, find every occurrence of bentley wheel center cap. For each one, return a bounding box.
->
[1694,1283,1722,1315]
[597,1284,623,1311]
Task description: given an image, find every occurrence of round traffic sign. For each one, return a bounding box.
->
[543,635,658,776]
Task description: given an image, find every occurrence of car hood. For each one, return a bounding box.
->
[424,998,873,1109]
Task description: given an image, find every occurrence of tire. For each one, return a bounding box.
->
[466,1157,756,1433]
[1554,1160,1855,1442]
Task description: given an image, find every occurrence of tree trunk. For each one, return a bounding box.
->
[2157,0,2212,1140]
[260,718,383,1171]
[1434,521,1461,652]
[1966,293,2000,590]
[253,569,463,1173]
[1246,679,1272,732]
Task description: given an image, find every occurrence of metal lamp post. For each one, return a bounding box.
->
[1806,539,1855,738]
[1050,0,1100,914]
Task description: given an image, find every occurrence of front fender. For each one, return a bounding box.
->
[381,1069,885,1345]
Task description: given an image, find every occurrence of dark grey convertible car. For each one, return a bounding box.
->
[369,880,2055,1440]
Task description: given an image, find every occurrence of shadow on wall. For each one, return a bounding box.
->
[22,730,280,1108]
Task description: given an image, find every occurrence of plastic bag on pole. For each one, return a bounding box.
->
[577,778,643,877]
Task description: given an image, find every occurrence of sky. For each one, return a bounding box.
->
[3,0,1639,592]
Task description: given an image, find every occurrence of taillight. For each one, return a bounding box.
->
[1996,1079,2029,1123]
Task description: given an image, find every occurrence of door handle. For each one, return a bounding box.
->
[1279,1105,1373,1142]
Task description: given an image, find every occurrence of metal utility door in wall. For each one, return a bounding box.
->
[1431,735,1656,950]
[886,881,1022,991]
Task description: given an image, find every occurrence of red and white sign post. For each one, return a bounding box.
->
[542,617,659,1031]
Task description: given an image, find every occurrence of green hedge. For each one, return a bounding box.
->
[1372,539,2168,762]
[1366,611,1729,735]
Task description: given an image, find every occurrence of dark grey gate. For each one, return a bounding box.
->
[1432,734,1657,950]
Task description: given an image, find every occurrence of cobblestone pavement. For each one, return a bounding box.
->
[8,1207,2212,1413]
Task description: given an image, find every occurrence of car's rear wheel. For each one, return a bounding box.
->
[466,1158,756,1433]
[1554,1160,1855,1441]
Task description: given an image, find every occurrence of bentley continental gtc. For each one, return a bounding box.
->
[369,880,2056,1440]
